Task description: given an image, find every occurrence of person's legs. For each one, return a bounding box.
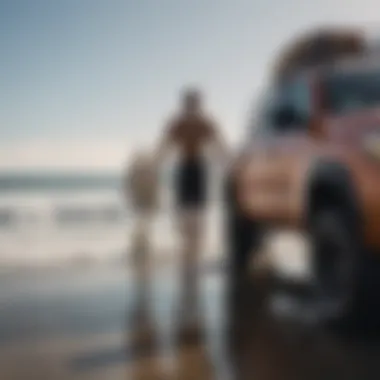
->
[131,209,153,318]
[177,208,205,321]
[174,158,208,328]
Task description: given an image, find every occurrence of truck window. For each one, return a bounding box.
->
[270,77,312,134]
[250,87,279,138]
[250,78,311,138]
[323,70,380,115]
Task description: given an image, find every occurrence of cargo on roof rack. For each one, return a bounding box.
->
[273,27,367,82]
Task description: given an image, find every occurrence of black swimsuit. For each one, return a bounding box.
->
[169,112,214,210]
[175,157,208,209]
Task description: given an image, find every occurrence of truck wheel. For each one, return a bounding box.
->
[225,181,261,294]
[310,208,380,328]
[225,188,263,342]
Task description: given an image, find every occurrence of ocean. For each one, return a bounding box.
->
[0,171,223,267]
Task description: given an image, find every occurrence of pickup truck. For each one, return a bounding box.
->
[226,28,380,325]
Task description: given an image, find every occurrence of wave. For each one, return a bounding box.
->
[0,201,128,230]
[54,205,125,225]
[0,170,224,265]
[0,172,121,192]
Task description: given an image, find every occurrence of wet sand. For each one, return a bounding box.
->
[1,258,380,379]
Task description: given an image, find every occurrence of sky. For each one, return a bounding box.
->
[1,0,380,170]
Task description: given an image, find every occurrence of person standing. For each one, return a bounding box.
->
[155,87,228,332]
[124,149,159,323]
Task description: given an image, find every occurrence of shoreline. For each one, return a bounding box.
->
[0,254,225,276]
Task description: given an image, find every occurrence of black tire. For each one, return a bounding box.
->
[224,179,262,343]
[310,208,380,328]
[225,179,261,291]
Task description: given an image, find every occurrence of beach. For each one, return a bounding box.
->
[2,251,380,380]
[0,263,228,379]
[0,172,339,380]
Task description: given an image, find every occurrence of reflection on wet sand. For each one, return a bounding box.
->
[128,266,380,380]
[2,261,380,379]
[227,273,380,380]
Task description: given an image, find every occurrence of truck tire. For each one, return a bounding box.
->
[310,207,380,329]
[225,180,261,295]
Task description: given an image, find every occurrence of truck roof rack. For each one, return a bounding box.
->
[273,27,367,82]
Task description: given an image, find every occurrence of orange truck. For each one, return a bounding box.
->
[226,28,380,324]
